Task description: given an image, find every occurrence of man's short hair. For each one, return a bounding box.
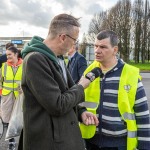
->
[48,13,80,38]
[97,30,118,47]
[5,43,14,50]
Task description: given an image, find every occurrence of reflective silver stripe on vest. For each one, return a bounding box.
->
[2,86,18,91]
[4,63,7,77]
[14,80,21,82]
[3,80,14,83]
[122,112,135,120]
[79,102,98,108]
[4,79,20,83]
[127,131,137,138]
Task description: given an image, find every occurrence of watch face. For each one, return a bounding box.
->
[86,72,95,81]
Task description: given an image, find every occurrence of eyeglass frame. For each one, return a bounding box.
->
[66,34,78,44]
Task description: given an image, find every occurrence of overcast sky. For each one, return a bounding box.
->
[0,0,119,40]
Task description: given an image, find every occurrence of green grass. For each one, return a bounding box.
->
[65,57,150,71]
[128,62,150,71]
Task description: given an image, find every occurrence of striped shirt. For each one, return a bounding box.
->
[88,59,150,149]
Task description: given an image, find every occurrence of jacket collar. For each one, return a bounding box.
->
[107,59,125,73]
[7,58,23,67]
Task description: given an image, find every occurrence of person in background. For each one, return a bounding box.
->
[0,43,15,68]
[0,46,23,150]
[67,42,87,83]
[0,43,15,104]
[80,30,150,150]
[20,13,99,150]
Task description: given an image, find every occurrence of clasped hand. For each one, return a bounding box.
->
[81,111,99,126]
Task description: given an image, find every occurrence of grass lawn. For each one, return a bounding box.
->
[128,62,150,71]
[65,58,150,71]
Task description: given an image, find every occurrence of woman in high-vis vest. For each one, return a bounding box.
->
[0,46,22,150]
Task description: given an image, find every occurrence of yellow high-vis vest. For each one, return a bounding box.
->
[79,60,140,150]
[1,63,22,98]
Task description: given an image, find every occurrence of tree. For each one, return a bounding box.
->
[88,0,132,62]
[79,33,88,57]
[132,0,143,62]
[87,0,150,63]
[87,11,107,43]
[115,0,132,62]
[141,0,149,63]
[132,0,150,63]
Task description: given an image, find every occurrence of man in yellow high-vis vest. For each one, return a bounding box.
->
[79,30,150,150]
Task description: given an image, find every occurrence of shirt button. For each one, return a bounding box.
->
[71,121,75,125]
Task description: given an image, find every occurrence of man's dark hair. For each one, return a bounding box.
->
[97,30,118,47]
[5,43,14,50]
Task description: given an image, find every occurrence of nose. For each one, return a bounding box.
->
[95,47,102,54]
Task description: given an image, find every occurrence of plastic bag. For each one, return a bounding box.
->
[5,93,23,140]
[0,117,4,139]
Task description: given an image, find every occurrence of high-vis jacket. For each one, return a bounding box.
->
[80,60,140,150]
[1,63,22,98]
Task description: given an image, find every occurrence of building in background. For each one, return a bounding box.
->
[85,44,94,65]
[0,37,32,55]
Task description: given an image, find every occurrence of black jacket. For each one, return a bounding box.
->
[0,54,7,68]
[67,52,87,83]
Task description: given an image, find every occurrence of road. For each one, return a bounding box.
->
[0,73,150,149]
[141,73,150,110]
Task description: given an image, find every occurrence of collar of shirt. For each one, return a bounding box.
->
[57,55,64,60]
[69,51,76,60]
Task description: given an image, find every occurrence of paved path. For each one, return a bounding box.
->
[0,125,19,150]
[141,73,150,110]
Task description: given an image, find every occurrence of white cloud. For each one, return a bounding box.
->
[0,0,118,40]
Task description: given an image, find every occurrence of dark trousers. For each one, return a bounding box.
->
[86,141,126,150]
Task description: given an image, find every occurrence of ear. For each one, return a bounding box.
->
[113,46,118,55]
[59,34,66,43]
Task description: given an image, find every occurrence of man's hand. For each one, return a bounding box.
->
[78,76,91,89]
[81,111,99,126]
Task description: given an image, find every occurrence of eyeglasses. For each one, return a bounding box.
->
[66,34,78,44]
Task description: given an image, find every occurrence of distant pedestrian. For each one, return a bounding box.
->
[0,43,16,105]
[0,46,23,150]
[0,43,14,68]
[67,43,87,83]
